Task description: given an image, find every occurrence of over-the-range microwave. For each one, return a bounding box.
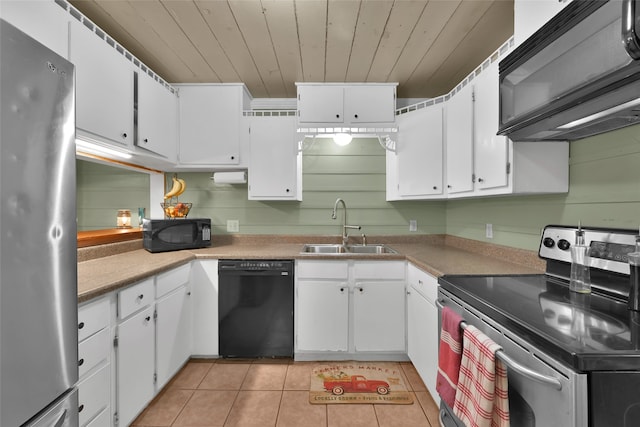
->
[499,0,640,141]
[142,218,212,253]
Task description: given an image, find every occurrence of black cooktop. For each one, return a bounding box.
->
[438,274,640,372]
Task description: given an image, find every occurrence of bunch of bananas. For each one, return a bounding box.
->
[164,175,186,199]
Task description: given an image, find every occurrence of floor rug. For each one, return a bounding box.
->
[309,362,414,404]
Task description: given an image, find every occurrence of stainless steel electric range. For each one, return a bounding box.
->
[437,225,640,427]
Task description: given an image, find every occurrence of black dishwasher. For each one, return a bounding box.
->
[218,260,294,358]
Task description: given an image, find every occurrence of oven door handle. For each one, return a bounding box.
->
[437,299,563,390]
[494,349,563,390]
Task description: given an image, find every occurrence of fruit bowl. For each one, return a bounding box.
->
[161,202,192,219]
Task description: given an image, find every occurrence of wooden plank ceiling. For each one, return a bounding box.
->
[68,0,513,99]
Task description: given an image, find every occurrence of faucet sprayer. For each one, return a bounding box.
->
[332,198,361,245]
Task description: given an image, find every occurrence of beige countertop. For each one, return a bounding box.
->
[78,235,545,303]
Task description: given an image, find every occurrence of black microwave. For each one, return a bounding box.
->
[142,218,212,253]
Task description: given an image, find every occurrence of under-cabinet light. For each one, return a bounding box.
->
[75,138,132,159]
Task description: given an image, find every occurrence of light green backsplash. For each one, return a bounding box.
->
[78,124,640,251]
[77,160,150,230]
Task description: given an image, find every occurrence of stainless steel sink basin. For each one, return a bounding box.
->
[346,244,398,254]
[300,244,397,255]
[300,244,347,254]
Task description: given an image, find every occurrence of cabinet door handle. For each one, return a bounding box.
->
[230,155,236,160]
[418,280,423,285]
[340,287,345,293]
[78,358,84,367]
[145,316,151,322]
[447,185,452,189]
[354,114,358,119]
[138,294,144,300]
[433,186,437,190]
[78,322,85,330]
[407,290,411,295]
[143,138,149,143]
[121,132,127,139]
[478,177,484,183]
[285,188,290,193]
[358,287,364,293]
[78,404,84,413]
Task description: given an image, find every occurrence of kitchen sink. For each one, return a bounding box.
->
[346,244,397,254]
[300,244,348,254]
[300,244,397,255]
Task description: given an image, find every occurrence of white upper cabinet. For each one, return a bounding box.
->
[473,56,510,193]
[69,18,134,148]
[297,83,397,126]
[297,85,344,124]
[344,85,397,124]
[176,84,252,168]
[387,104,444,200]
[469,46,569,198]
[0,0,69,58]
[387,39,568,201]
[445,82,474,195]
[248,114,302,201]
[514,0,573,47]
[136,71,178,161]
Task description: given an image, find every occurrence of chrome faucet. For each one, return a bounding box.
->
[332,198,361,245]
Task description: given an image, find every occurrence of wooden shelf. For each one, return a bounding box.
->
[77,228,142,248]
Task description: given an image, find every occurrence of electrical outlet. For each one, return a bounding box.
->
[486,223,493,239]
[227,219,239,233]
[409,220,417,232]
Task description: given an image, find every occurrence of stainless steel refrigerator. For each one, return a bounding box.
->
[1,19,79,427]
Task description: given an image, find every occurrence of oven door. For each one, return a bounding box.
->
[437,289,588,427]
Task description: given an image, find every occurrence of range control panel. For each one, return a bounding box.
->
[539,225,638,275]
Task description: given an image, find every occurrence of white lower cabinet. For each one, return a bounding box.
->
[156,284,191,389]
[297,281,349,352]
[190,260,219,357]
[107,262,192,426]
[77,297,111,427]
[85,408,110,427]
[353,281,406,352]
[406,263,440,403]
[295,260,406,360]
[117,304,155,427]
[296,261,349,353]
[78,365,111,427]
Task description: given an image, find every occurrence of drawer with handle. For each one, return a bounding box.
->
[78,364,110,426]
[78,327,110,378]
[78,297,110,342]
[118,277,154,320]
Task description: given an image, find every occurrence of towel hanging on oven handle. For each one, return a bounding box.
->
[436,299,563,390]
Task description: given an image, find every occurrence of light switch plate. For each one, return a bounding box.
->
[227,219,239,232]
[486,223,493,239]
[409,220,417,232]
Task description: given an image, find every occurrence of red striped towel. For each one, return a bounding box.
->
[436,306,463,408]
[453,325,509,427]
